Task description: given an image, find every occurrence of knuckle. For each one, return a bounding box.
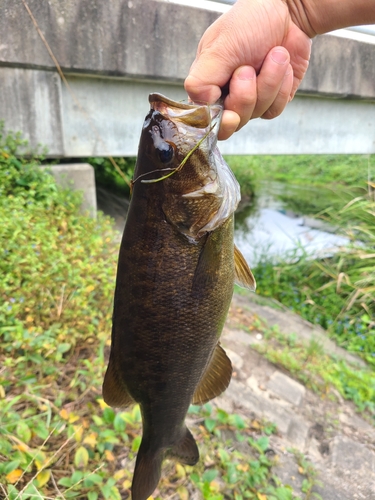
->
[261,105,284,120]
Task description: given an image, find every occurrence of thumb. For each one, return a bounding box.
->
[184,55,233,105]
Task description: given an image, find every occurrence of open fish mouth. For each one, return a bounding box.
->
[148,93,222,141]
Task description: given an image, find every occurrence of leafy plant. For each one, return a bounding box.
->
[87,156,135,197]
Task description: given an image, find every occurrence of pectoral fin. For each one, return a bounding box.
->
[191,232,222,298]
[192,344,232,405]
[234,245,256,291]
[102,359,134,408]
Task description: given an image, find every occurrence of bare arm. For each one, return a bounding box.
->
[290,0,375,36]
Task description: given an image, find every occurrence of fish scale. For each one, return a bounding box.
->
[103,93,255,500]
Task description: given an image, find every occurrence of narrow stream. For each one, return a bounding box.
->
[234,181,349,266]
[97,180,349,264]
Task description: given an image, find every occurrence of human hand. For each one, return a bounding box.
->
[184,0,312,140]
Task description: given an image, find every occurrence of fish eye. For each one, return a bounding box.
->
[158,143,174,164]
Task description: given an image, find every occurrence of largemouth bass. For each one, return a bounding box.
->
[103,93,255,500]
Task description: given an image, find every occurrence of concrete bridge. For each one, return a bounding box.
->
[1,0,375,157]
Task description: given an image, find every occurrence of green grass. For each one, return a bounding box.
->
[226,154,374,189]
[227,150,375,369]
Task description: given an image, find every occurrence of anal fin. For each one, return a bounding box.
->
[192,344,232,405]
[234,244,256,291]
[102,359,134,408]
[168,426,199,466]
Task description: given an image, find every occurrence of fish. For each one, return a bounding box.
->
[102,93,256,500]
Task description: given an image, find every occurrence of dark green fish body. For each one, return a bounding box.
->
[103,94,255,500]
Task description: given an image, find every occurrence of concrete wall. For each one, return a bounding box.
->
[1,0,375,155]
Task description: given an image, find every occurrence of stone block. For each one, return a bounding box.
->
[42,164,97,218]
[266,371,306,406]
[331,436,375,472]
[287,417,309,449]
[224,348,243,371]
[223,328,254,347]
[312,483,351,500]
[228,379,292,434]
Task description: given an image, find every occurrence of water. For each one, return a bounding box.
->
[234,181,349,266]
[98,181,350,263]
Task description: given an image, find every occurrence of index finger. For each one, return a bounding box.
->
[184,73,223,105]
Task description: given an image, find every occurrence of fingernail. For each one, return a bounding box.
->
[237,66,255,80]
[271,50,289,65]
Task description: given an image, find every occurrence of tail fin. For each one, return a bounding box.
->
[131,427,199,499]
[131,444,163,500]
[169,426,199,466]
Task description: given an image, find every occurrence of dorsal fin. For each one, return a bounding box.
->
[102,359,134,408]
[192,344,232,405]
[234,244,256,291]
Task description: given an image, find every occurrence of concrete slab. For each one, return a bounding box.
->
[227,379,293,435]
[224,347,244,371]
[331,436,375,472]
[266,371,306,406]
[221,96,375,155]
[1,1,374,99]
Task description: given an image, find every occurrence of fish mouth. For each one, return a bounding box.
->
[149,93,222,132]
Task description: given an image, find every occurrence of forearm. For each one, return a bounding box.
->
[286,0,375,36]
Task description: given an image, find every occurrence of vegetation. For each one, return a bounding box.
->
[87,157,135,197]
[226,154,374,189]
[256,318,375,418]
[248,188,375,369]
[1,128,321,499]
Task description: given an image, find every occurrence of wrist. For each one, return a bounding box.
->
[285,0,375,36]
[283,0,317,37]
